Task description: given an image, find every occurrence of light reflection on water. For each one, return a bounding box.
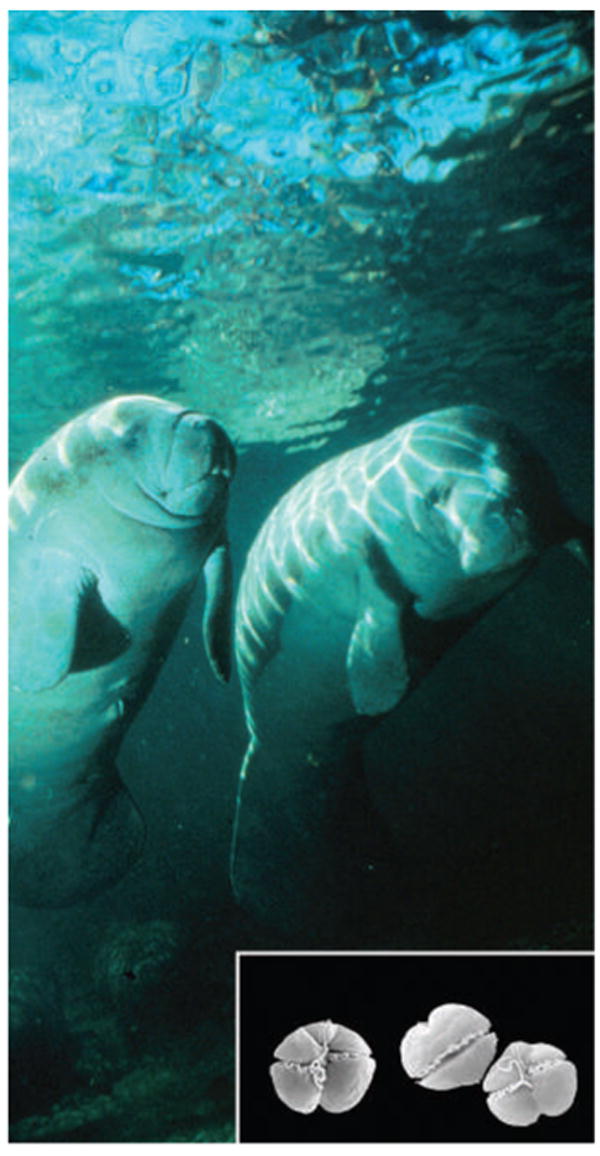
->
[7,10,594,1143]
[9,11,592,459]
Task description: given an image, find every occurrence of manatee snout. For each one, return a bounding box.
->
[164,412,236,517]
[455,491,532,577]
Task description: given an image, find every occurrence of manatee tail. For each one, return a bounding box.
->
[9,769,146,908]
[229,729,367,941]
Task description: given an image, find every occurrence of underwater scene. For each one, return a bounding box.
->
[8,8,593,1144]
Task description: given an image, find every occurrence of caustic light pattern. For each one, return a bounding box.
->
[483,1041,578,1127]
[400,1003,498,1091]
[269,1019,376,1114]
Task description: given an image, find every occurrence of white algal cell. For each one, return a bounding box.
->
[269,1019,376,1114]
[400,1002,498,1090]
[483,1040,577,1127]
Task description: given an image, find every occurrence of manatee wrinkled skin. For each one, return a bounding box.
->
[230,405,578,931]
[9,395,235,908]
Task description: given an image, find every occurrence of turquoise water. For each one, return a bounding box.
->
[9,10,592,1142]
[10,10,592,466]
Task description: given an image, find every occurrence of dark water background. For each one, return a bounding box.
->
[9,9,592,1142]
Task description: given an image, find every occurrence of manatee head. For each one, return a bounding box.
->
[71,395,236,529]
[399,405,568,611]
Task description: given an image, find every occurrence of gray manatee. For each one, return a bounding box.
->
[230,405,579,932]
[9,394,236,907]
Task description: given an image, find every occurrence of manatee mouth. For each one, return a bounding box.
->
[135,484,206,521]
[136,466,232,521]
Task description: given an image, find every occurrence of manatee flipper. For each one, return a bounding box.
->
[346,565,409,715]
[202,536,233,682]
[9,546,96,692]
[69,578,131,673]
[10,765,146,908]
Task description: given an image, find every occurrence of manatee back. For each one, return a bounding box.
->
[234,435,399,697]
[9,410,106,537]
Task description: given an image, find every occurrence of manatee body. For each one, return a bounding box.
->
[9,395,236,907]
[230,405,566,932]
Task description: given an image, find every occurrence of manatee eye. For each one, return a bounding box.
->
[490,494,518,518]
[122,422,145,451]
[426,484,451,509]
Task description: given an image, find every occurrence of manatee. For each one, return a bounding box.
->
[230,405,584,933]
[9,394,236,907]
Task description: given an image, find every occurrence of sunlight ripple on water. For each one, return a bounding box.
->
[9,10,592,459]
